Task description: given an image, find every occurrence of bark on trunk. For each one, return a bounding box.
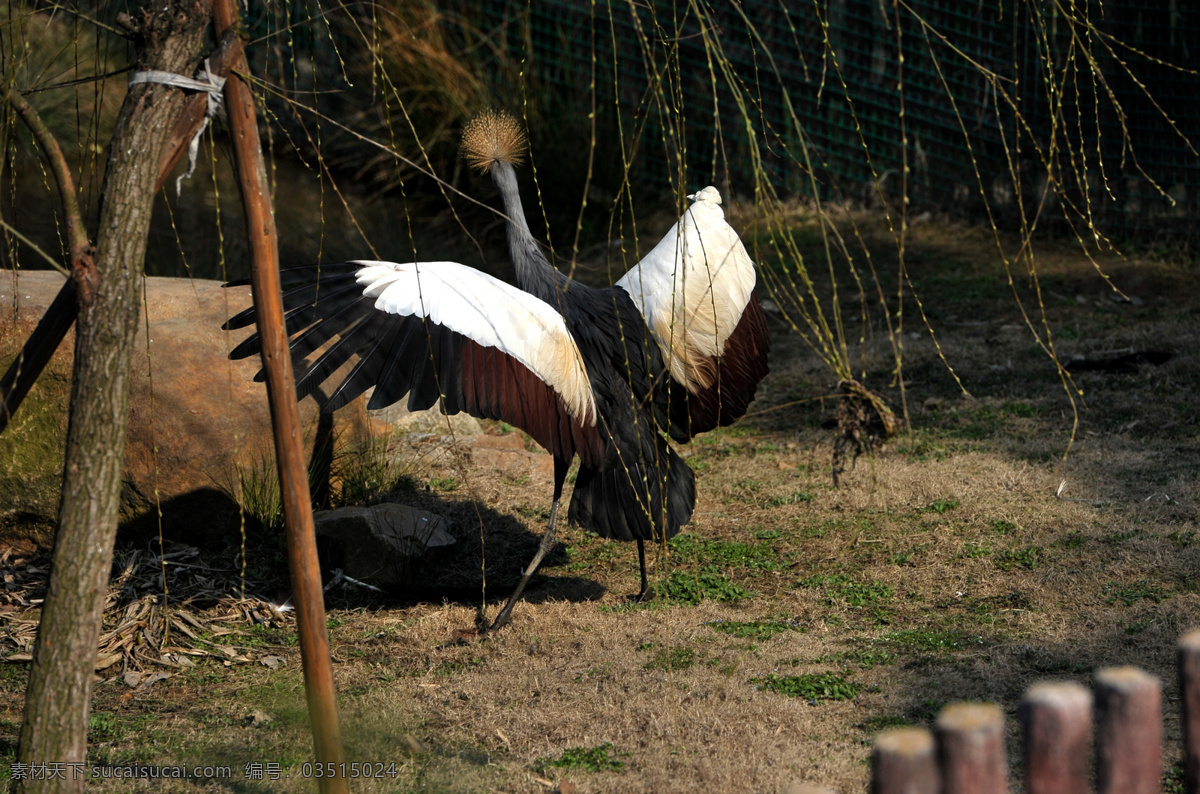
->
[16,4,212,790]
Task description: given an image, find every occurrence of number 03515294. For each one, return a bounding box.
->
[299,762,398,779]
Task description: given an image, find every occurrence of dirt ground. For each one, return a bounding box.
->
[0,214,1197,792]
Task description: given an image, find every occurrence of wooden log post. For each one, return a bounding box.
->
[1181,632,1200,794]
[872,726,940,794]
[15,4,212,791]
[1020,681,1092,794]
[1095,666,1161,794]
[211,1,347,790]
[935,702,1007,794]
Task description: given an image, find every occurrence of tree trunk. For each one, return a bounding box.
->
[16,3,212,790]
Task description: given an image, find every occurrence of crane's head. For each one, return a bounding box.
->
[461,110,528,174]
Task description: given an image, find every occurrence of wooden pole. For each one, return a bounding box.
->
[1180,631,1200,794]
[872,726,940,794]
[1020,681,1092,794]
[935,702,1007,794]
[210,2,347,790]
[1094,666,1161,794]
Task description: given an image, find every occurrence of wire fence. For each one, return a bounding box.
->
[452,0,1199,247]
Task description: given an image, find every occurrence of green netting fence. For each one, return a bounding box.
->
[447,0,1199,247]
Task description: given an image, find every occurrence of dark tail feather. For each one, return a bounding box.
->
[568,436,694,543]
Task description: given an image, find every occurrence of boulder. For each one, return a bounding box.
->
[313,503,454,587]
[0,271,369,547]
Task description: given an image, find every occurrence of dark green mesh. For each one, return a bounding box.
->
[452,0,1199,245]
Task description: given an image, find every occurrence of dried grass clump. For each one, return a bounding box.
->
[0,545,292,676]
[832,379,899,485]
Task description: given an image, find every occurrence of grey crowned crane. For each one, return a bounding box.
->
[225,111,770,631]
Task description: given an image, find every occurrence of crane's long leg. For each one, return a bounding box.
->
[636,539,651,601]
[488,458,569,632]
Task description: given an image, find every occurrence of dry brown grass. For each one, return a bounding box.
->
[0,215,1197,792]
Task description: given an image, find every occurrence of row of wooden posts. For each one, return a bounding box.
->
[867,629,1200,793]
[786,630,1200,793]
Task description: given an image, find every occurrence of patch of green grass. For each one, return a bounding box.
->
[436,655,484,676]
[1101,528,1145,545]
[539,742,624,773]
[823,646,897,670]
[884,628,985,654]
[755,672,861,701]
[766,491,815,508]
[707,620,805,641]
[798,574,895,608]
[990,519,1019,534]
[233,458,283,530]
[88,713,126,743]
[516,504,550,520]
[653,569,750,605]
[893,434,950,462]
[910,401,1039,445]
[994,546,1043,571]
[668,535,786,573]
[428,476,460,491]
[963,543,992,558]
[242,624,298,648]
[1002,401,1037,418]
[1164,760,1186,794]
[1059,531,1087,549]
[1168,530,1198,549]
[922,499,959,514]
[1105,580,1172,606]
[859,713,912,734]
[335,438,417,506]
[644,645,697,671]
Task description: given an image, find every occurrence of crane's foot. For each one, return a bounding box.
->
[486,606,516,633]
[482,497,561,634]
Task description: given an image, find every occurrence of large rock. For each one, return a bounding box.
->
[0,270,369,547]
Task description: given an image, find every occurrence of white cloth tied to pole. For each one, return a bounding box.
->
[129,59,227,195]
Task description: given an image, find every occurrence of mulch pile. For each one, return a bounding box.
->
[0,543,295,686]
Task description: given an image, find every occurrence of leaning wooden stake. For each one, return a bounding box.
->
[0,87,92,434]
[1094,666,1161,794]
[0,28,239,436]
[1020,681,1092,794]
[211,2,347,789]
[935,702,1007,794]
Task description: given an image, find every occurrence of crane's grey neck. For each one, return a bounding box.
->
[490,161,568,302]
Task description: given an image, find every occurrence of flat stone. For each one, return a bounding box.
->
[314,503,454,587]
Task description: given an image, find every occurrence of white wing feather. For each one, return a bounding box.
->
[615,186,757,392]
[351,260,597,426]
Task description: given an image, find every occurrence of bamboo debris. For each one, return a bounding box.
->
[0,545,293,676]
